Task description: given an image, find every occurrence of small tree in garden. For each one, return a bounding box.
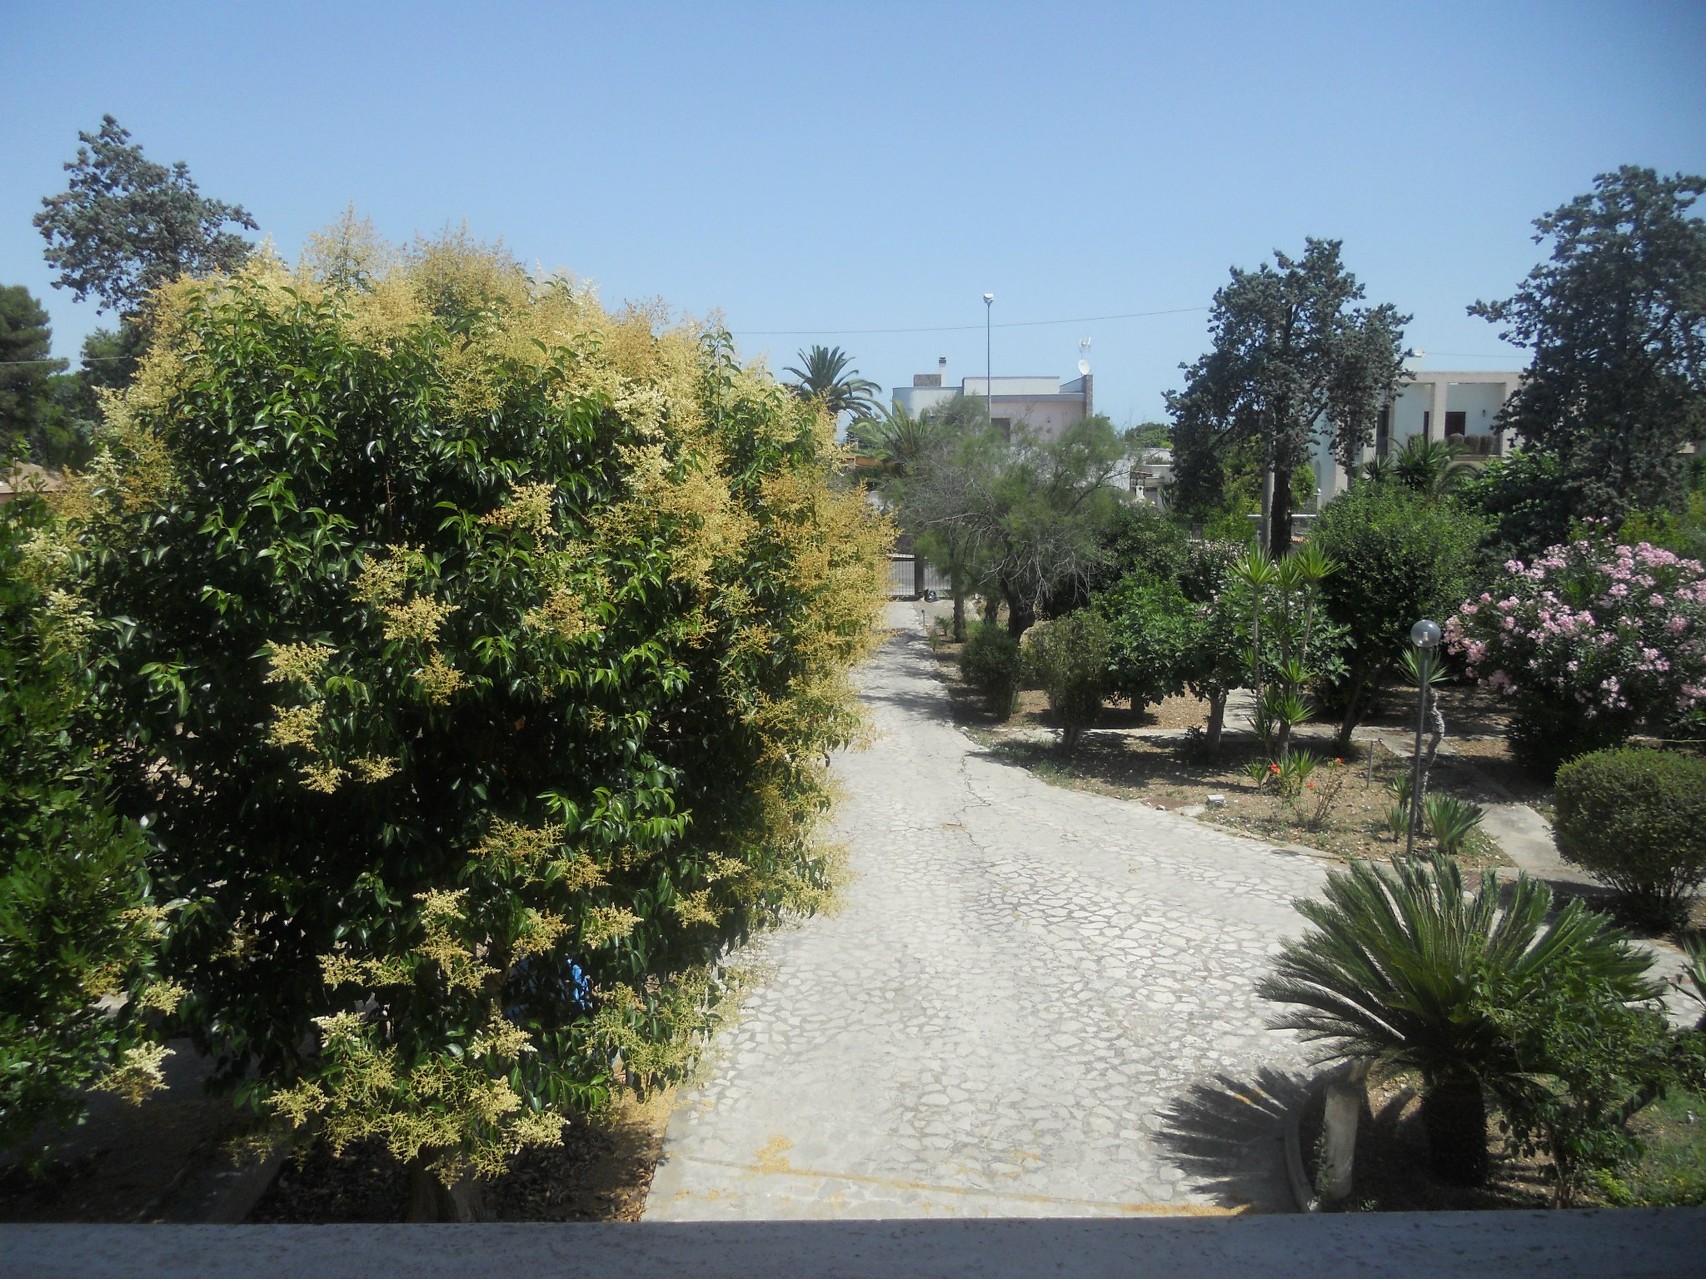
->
[1024,611,1112,752]
[1231,544,1343,762]
[43,236,888,1215]
[959,621,1023,719]
[1094,574,1200,712]
[1477,963,1698,1208]
[1446,536,1706,773]
[1313,482,1484,749]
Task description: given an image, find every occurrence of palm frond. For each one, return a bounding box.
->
[1257,854,1657,1082]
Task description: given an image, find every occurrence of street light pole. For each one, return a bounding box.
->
[983,292,994,432]
[1405,618,1442,857]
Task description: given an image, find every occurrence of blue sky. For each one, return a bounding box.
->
[4,0,1703,424]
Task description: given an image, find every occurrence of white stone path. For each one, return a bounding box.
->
[644,605,1328,1219]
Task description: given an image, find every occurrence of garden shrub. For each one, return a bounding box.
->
[1084,503,1190,597]
[1425,793,1486,858]
[0,497,171,1153]
[1259,854,1658,1187]
[1454,449,1575,570]
[1093,573,1200,711]
[1311,481,1484,746]
[959,621,1022,719]
[1554,747,1706,930]
[1024,610,1111,752]
[1477,961,1697,1208]
[41,234,889,1203]
[1446,536,1706,773]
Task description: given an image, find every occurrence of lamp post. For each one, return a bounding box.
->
[1405,618,1442,857]
[983,292,994,431]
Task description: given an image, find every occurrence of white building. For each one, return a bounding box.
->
[892,357,1094,442]
[1315,367,1524,501]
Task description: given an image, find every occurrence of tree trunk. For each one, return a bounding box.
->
[1420,1077,1489,1186]
[1268,461,1294,560]
[1205,691,1227,751]
[1002,581,1034,639]
[1335,673,1372,753]
[951,588,966,642]
[407,1157,489,1222]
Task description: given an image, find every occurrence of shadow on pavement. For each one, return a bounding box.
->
[1154,1067,1310,1212]
[856,631,965,726]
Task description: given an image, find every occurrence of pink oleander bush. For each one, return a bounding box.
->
[1446,535,1706,773]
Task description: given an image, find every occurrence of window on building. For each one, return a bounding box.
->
[992,417,1012,443]
[1445,410,1467,439]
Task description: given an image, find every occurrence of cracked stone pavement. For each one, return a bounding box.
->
[643,604,1328,1219]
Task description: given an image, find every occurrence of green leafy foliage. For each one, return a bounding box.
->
[0,285,68,463]
[959,621,1022,719]
[1230,545,1344,760]
[1453,449,1576,569]
[1093,574,1200,711]
[34,115,256,317]
[1472,166,1706,524]
[0,496,167,1152]
[46,238,888,1189]
[1023,611,1112,752]
[1085,503,1191,598]
[1478,963,1699,1208]
[1312,482,1484,744]
[1554,748,1706,931]
[1258,854,1657,1185]
[1424,793,1485,858]
[1169,238,1409,558]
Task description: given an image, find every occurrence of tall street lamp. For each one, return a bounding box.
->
[1405,618,1442,857]
[983,292,994,431]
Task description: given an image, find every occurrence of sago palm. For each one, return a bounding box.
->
[1257,854,1656,1185]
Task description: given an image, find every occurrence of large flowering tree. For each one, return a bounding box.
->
[1447,536,1706,772]
[42,232,889,1215]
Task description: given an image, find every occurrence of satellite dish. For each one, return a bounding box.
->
[1077,336,1092,376]
[1077,359,1091,375]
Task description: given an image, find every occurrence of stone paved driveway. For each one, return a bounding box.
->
[643,605,1328,1219]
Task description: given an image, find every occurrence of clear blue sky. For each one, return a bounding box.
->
[4,0,1703,425]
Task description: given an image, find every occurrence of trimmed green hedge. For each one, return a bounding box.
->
[960,622,1022,720]
[1555,747,1706,930]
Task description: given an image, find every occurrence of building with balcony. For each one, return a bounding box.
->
[1316,367,1525,501]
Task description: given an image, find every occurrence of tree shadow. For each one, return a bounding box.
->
[856,630,968,726]
[1153,1067,1310,1212]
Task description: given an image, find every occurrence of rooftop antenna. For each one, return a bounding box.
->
[1077,336,1091,376]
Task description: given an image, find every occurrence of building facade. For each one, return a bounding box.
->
[892,358,1094,442]
[1315,367,1524,501]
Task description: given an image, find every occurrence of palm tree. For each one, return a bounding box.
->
[1257,855,1657,1186]
[1368,435,1472,498]
[848,401,933,479]
[784,345,881,423]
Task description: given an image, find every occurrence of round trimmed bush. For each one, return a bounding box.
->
[960,622,1022,719]
[1554,747,1706,930]
[1023,610,1112,752]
